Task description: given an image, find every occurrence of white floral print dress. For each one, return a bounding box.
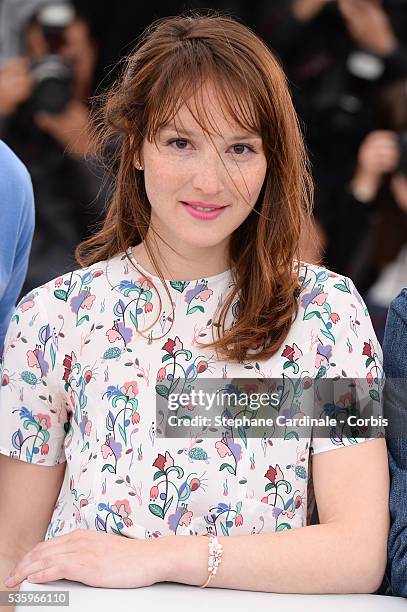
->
[0,250,383,540]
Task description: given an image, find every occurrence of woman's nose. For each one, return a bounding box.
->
[190,151,225,194]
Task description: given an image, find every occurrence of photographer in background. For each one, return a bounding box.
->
[0,0,105,294]
[332,80,407,342]
[257,0,407,269]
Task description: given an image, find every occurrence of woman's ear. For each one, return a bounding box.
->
[129,135,144,171]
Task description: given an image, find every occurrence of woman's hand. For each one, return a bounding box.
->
[351,130,400,201]
[3,529,164,589]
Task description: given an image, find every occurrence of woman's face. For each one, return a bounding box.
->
[139,82,268,257]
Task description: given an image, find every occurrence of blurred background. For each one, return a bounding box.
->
[1,0,407,343]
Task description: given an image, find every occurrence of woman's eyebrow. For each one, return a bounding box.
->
[160,125,261,140]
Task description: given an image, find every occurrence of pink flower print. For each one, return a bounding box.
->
[311,292,328,307]
[330,313,340,324]
[144,302,153,313]
[150,485,159,501]
[285,511,295,519]
[106,328,122,343]
[84,420,92,436]
[137,276,154,290]
[81,294,96,310]
[196,288,213,302]
[120,380,139,398]
[179,510,193,526]
[235,514,243,527]
[41,443,49,455]
[55,277,64,287]
[132,411,140,424]
[215,439,232,458]
[35,413,51,430]
[27,349,41,369]
[20,298,35,312]
[101,443,113,459]
[106,321,133,345]
[80,499,89,508]
[173,336,183,352]
[112,499,133,527]
[157,367,166,381]
[366,371,374,386]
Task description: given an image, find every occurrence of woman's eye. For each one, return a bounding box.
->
[231,144,253,155]
[168,139,190,150]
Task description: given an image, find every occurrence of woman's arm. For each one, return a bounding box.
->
[0,454,66,606]
[159,438,389,593]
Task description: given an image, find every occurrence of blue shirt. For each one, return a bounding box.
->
[383,288,407,598]
[0,140,35,353]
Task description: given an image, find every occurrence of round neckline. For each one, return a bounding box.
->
[125,248,233,284]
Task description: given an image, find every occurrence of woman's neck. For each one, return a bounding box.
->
[131,239,231,281]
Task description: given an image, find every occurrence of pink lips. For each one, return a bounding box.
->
[181,201,227,221]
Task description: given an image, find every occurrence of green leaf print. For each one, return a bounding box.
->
[187,305,205,315]
[102,464,115,473]
[170,281,187,293]
[156,384,169,399]
[77,315,89,327]
[276,523,292,531]
[219,463,235,475]
[54,289,68,301]
[369,389,380,402]
[334,281,351,293]
[303,311,322,320]
[149,503,164,519]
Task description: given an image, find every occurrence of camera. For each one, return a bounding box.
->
[30,2,75,114]
[397,131,407,177]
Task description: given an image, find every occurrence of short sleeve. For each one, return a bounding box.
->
[309,274,385,456]
[0,286,67,465]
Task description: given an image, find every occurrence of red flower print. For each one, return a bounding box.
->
[162,338,175,355]
[131,411,140,425]
[189,478,200,491]
[295,495,302,510]
[281,343,303,362]
[265,465,277,483]
[197,360,208,374]
[153,451,174,472]
[62,351,77,383]
[366,371,374,386]
[41,443,49,455]
[330,313,340,324]
[144,303,153,313]
[363,341,373,358]
[235,514,243,526]
[265,463,284,483]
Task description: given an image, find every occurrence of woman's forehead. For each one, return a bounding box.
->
[154,81,260,139]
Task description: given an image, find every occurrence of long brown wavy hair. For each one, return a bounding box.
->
[76,11,314,363]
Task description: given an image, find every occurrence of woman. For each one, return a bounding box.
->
[0,13,389,594]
